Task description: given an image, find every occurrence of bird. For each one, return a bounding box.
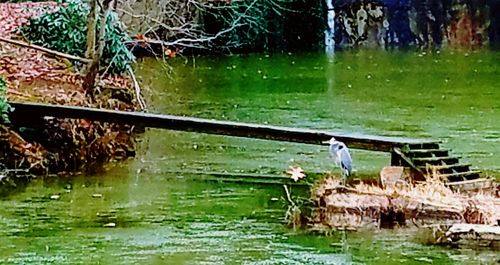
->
[323,137,352,185]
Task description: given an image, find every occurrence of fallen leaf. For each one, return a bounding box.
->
[286,165,305,182]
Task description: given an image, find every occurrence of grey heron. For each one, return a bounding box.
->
[323,137,352,184]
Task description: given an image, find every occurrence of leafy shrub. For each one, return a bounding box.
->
[0,77,11,123]
[20,0,134,74]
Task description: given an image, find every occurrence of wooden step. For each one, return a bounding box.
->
[445,178,495,194]
[412,156,461,165]
[422,164,473,174]
[440,171,481,181]
[408,143,441,150]
[406,148,450,153]
[424,163,472,170]
[405,149,450,158]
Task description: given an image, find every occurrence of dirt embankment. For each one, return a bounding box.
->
[0,2,142,175]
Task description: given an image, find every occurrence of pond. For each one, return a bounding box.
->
[0,50,498,264]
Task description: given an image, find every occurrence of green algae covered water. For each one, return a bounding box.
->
[0,50,499,264]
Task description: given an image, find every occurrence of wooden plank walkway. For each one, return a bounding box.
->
[8,102,483,183]
[9,102,437,152]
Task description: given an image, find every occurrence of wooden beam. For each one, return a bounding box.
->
[8,102,438,152]
[0,36,91,63]
[393,147,425,175]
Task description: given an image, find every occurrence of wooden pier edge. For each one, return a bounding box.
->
[8,102,438,152]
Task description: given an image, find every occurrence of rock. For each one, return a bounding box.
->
[380,166,408,188]
[419,224,500,248]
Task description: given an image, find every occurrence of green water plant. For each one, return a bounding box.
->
[0,77,11,123]
[20,0,134,74]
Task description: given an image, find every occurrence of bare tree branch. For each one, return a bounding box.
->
[116,0,292,51]
[0,36,91,63]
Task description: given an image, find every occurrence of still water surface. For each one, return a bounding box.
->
[0,50,499,264]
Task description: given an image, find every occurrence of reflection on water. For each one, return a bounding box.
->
[0,168,497,264]
[139,50,500,174]
[0,170,351,264]
[0,50,498,264]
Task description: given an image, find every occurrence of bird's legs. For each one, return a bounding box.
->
[341,175,347,187]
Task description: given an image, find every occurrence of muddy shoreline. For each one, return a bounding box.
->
[0,2,142,176]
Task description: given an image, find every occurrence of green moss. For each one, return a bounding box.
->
[0,77,11,123]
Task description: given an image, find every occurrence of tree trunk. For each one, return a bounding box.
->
[83,0,114,95]
[84,0,97,63]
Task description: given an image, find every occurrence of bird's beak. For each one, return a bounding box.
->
[321,140,329,144]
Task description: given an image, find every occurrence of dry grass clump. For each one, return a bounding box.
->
[308,173,499,231]
[0,124,46,173]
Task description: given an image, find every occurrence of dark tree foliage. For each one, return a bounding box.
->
[282,0,325,51]
[202,0,325,53]
[0,77,11,124]
[488,0,500,49]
